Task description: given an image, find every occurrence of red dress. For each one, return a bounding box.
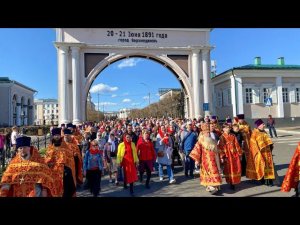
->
[122,142,138,184]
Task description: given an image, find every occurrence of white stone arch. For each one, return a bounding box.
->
[56,29,213,124]
[82,52,193,121]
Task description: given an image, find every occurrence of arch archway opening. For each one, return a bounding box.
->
[85,56,187,121]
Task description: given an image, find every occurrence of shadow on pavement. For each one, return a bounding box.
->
[220,179,262,194]
[244,189,281,197]
[277,135,293,138]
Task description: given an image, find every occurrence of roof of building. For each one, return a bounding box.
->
[214,64,300,78]
[0,77,37,92]
[34,98,58,103]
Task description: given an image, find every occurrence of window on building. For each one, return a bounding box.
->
[217,92,222,107]
[52,110,54,113]
[245,88,253,104]
[47,110,50,113]
[227,89,232,105]
[262,88,271,103]
[282,87,289,103]
[56,104,58,107]
[56,110,58,113]
[296,88,300,103]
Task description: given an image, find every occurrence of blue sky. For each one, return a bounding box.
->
[1,28,300,112]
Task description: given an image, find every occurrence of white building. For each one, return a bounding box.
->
[104,111,118,119]
[0,77,36,127]
[212,57,300,120]
[119,108,131,119]
[34,99,59,125]
[159,88,182,100]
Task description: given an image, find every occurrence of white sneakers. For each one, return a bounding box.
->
[169,179,176,184]
[159,177,164,181]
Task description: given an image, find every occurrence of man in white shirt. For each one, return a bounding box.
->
[10,126,19,158]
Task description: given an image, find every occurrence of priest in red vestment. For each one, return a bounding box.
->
[190,123,222,195]
[0,136,57,197]
[281,142,300,196]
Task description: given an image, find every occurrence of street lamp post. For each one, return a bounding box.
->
[140,82,150,106]
[97,92,100,122]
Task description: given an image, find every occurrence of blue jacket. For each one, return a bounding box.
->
[182,131,198,154]
[83,149,103,171]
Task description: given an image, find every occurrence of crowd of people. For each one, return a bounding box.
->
[0,114,299,197]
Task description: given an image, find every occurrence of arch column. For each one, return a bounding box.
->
[23,104,28,125]
[16,96,21,126]
[57,45,69,124]
[202,49,212,116]
[28,105,33,125]
[71,46,81,124]
[191,49,201,118]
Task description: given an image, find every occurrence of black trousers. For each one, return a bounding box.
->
[241,153,247,176]
[63,166,76,197]
[86,169,102,197]
[139,162,151,186]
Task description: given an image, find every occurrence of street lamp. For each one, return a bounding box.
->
[140,82,150,106]
[97,91,100,122]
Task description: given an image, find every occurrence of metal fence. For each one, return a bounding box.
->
[0,134,51,172]
[30,134,51,151]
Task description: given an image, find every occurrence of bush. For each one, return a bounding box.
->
[39,148,47,156]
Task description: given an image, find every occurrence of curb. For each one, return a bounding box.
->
[276,129,300,135]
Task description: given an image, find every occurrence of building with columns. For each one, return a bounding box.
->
[212,57,300,121]
[0,77,36,127]
[34,99,59,125]
[118,108,131,119]
[55,28,213,124]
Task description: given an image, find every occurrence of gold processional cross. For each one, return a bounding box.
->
[19,176,25,184]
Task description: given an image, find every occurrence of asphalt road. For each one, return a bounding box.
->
[77,129,300,197]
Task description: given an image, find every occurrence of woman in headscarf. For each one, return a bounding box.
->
[83,139,103,197]
[117,133,139,196]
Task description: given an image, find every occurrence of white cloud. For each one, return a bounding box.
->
[117,58,143,69]
[95,102,117,106]
[122,98,131,103]
[131,102,140,106]
[143,96,149,100]
[90,83,118,93]
[111,94,117,98]
[122,92,129,96]
[155,93,160,96]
